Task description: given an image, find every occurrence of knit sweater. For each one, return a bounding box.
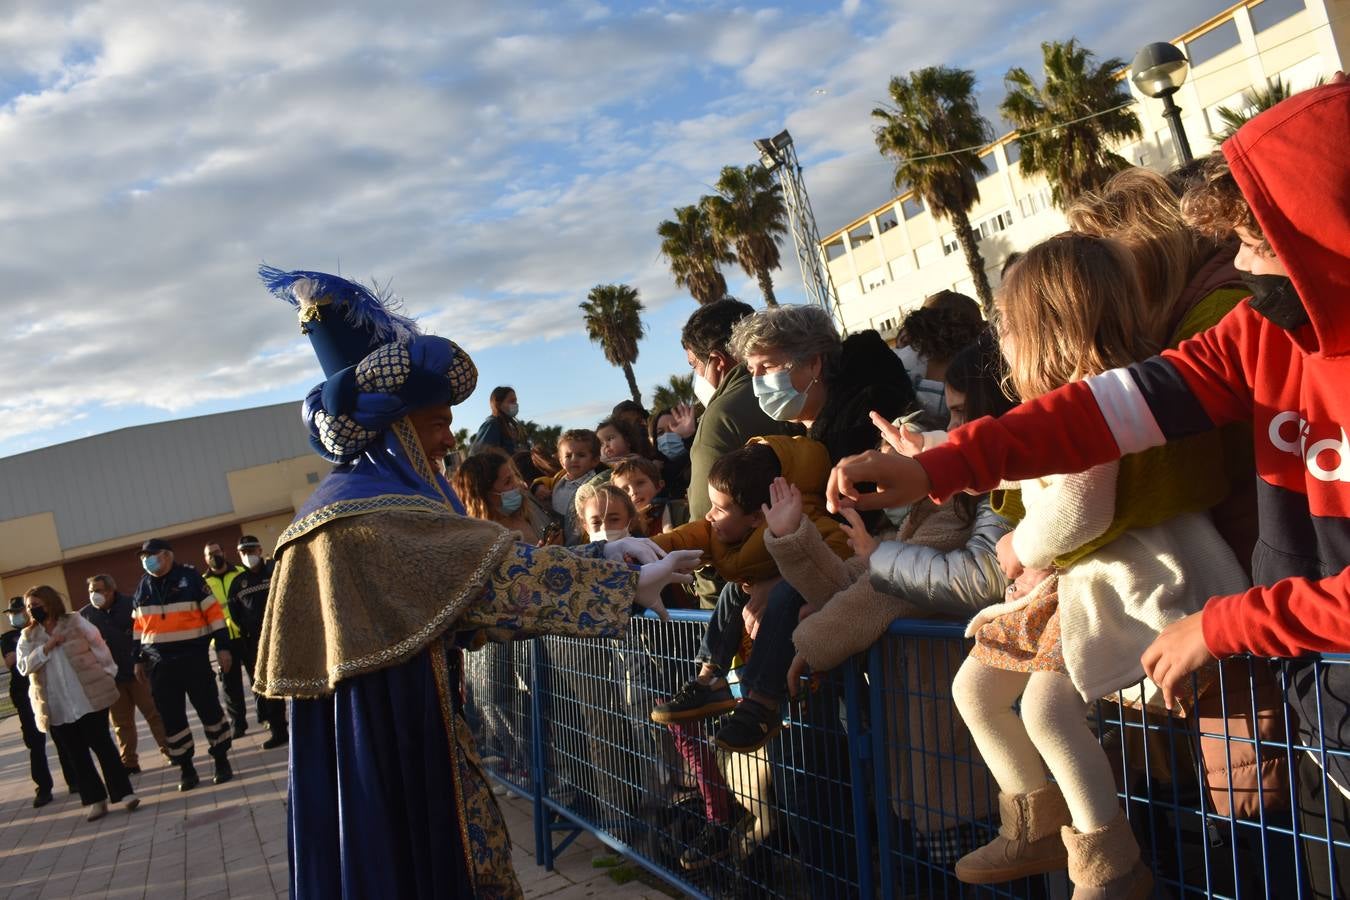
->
[17,616,120,732]
[974,461,1249,704]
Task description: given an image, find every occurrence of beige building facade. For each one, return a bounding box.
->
[0,403,320,608]
[822,0,1350,336]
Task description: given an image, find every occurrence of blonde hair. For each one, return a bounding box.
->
[997,232,1159,400]
[1066,167,1221,344]
[574,482,643,537]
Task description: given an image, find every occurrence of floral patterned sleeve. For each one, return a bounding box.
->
[456,541,638,646]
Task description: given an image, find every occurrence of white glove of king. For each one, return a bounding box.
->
[634,549,702,622]
[602,536,666,565]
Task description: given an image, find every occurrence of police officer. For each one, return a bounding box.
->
[232,535,288,749]
[132,538,234,790]
[202,542,248,737]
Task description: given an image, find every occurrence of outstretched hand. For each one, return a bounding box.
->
[762,477,803,538]
[636,549,702,621]
[826,450,932,514]
[838,508,879,561]
[871,411,925,457]
[605,537,666,565]
[1141,611,1215,711]
[671,404,697,439]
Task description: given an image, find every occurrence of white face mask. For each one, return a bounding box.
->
[692,370,717,407]
[89,591,110,609]
[588,527,630,543]
[241,553,262,569]
[7,613,27,628]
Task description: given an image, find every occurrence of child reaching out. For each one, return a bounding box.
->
[648,436,850,752]
[943,234,1248,897]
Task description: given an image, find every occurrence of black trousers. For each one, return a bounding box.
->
[50,710,133,806]
[11,687,53,795]
[237,636,287,734]
[1297,752,1350,900]
[219,636,250,730]
[150,650,232,763]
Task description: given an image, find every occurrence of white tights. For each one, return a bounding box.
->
[951,657,1119,832]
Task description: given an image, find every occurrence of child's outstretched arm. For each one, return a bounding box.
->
[763,478,857,607]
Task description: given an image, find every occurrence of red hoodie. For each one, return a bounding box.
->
[913,82,1350,786]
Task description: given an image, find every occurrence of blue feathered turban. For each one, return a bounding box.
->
[260,266,477,463]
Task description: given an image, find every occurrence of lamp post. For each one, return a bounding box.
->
[1131,42,1194,164]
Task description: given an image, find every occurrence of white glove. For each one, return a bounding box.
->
[603,536,666,565]
[636,549,703,622]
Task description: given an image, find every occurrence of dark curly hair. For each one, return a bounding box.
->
[901,304,986,365]
[1180,149,1269,253]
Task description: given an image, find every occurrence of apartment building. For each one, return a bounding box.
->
[822,0,1350,337]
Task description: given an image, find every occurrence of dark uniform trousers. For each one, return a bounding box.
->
[150,651,233,762]
[236,636,287,732]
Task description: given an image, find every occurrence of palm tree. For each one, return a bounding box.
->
[657,204,735,305]
[651,373,696,412]
[1000,39,1141,207]
[873,66,996,314]
[1211,77,1319,140]
[703,165,787,306]
[520,421,562,450]
[580,283,647,404]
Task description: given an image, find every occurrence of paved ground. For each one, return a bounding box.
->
[0,711,677,899]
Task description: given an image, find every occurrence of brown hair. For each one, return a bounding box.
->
[558,428,601,459]
[609,456,663,493]
[574,482,644,536]
[1180,150,1268,252]
[451,448,515,522]
[707,442,782,515]
[24,585,69,624]
[1067,167,1224,344]
[596,416,654,460]
[997,232,1159,399]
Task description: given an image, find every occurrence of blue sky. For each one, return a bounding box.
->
[0,0,1231,458]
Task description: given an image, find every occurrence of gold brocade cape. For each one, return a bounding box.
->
[252,421,516,699]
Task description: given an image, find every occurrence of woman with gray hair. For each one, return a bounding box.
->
[730,304,916,468]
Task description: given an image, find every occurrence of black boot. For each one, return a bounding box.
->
[262,725,289,750]
[178,760,200,792]
[212,750,233,785]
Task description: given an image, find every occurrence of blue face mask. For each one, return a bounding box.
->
[498,489,523,514]
[883,505,910,528]
[656,432,685,459]
[753,369,817,422]
[141,554,164,576]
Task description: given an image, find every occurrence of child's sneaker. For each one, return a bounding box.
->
[713,701,783,753]
[650,679,736,724]
[679,814,749,871]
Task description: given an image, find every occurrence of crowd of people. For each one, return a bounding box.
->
[1,76,1346,900]
[2,534,286,820]
[454,79,1350,899]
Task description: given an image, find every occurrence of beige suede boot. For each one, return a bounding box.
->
[954,784,1071,884]
[1061,811,1154,899]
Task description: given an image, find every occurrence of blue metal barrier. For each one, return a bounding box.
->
[463,612,1350,899]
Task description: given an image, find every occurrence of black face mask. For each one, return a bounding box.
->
[209,554,225,569]
[30,608,47,624]
[1241,272,1310,332]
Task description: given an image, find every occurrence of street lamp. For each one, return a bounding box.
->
[1131,42,1194,163]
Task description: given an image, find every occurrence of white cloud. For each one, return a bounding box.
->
[0,0,1235,454]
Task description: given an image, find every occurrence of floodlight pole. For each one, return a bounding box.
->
[754,130,846,333]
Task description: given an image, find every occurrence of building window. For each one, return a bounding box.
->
[876,208,899,233]
[1250,0,1305,32]
[825,239,847,261]
[976,209,1014,240]
[1004,139,1022,166]
[978,150,1000,178]
[861,267,887,292]
[901,195,924,220]
[848,222,874,246]
[1017,188,1051,218]
[941,233,960,256]
[1184,22,1239,67]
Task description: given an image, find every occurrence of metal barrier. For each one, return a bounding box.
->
[463,612,1350,899]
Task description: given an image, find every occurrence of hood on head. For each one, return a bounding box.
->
[1224,81,1350,353]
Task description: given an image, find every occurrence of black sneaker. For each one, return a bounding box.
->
[650,679,737,724]
[679,819,737,871]
[713,701,784,753]
[261,730,289,750]
[33,792,53,808]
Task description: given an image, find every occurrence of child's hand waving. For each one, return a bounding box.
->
[762,476,803,538]
[838,508,878,562]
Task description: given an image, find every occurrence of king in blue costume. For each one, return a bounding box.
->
[251,268,696,899]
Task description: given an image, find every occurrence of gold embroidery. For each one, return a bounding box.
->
[431,643,478,896]
[276,493,452,548]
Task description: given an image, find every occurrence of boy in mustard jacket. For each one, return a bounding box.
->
[650,435,849,752]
